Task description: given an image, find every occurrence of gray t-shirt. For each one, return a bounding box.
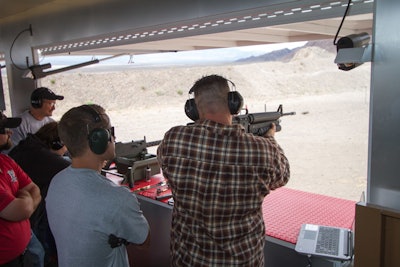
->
[46,166,149,267]
[11,110,54,147]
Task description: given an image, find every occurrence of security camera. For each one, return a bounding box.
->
[335,32,370,71]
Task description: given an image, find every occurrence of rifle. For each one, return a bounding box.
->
[233,104,295,136]
[102,137,162,188]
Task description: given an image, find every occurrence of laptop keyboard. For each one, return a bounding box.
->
[315,226,340,256]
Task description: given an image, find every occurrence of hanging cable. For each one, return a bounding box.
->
[333,0,353,46]
[9,25,33,71]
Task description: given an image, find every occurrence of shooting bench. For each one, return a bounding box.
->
[105,173,356,267]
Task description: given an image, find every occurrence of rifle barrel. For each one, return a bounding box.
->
[248,112,281,123]
[146,140,162,147]
[282,112,296,116]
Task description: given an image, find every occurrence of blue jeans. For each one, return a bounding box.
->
[27,231,44,267]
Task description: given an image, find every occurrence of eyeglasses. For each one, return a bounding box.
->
[0,128,10,134]
[42,100,56,107]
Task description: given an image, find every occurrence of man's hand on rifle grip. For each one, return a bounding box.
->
[264,123,276,138]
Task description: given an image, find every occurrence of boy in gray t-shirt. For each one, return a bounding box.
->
[46,104,150,267]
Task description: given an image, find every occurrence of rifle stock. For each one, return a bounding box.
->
[233,104,295,136]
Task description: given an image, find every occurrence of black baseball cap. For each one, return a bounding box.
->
[0,112,21,129]
[31,87,64,101]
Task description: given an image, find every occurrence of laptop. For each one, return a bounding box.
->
[295,224,353,261]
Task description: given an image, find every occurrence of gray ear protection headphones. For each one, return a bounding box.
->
[184,78,244,121]
[81,105,111,155]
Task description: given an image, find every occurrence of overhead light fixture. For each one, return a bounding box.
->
[23,54,126,79]
[335,32,371,71]
[331,0,372,71]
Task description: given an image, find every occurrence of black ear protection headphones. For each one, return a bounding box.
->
[184,78,244,121]
[51,137,64,151]
[81,105,111,155]
[31,95,43,109]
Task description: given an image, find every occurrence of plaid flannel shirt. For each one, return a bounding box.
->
[157,119,290,267]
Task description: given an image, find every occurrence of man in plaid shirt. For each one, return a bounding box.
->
[157,74,290,267]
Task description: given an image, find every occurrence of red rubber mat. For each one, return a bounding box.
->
[262,187,356,244]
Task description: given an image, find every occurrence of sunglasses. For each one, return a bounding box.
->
[0,128,10,134]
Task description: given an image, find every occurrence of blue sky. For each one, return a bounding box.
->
[42,41,307,69]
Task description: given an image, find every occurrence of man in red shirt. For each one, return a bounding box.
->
[0,112,41,266]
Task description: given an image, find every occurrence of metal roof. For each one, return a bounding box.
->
[0,0,374,57]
